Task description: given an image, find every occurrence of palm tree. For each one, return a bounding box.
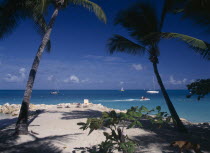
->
[0,0,106,135]
[108,1,210,132]
[173,0,210,33]
[0,0,51,50]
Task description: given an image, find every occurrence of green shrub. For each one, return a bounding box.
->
[77,106,171,153]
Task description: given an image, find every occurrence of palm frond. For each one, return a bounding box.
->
[159,0,177,31]
[174,0,210,32]
[114,1,159,43]
[0,0,51,51]
[0,0,49,39]
[145,32,210,60]
[69,0,106,23]
[107,34,146,55]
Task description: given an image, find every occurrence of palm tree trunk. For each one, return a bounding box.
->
[152,62,188,133]
[15,7,60,135]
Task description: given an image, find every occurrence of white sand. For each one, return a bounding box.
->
[0,104,210,153]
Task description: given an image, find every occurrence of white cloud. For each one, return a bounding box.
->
[183,78,187,83]
[19,68,26,78]
[64,75,80,83]
[120,81,124,85]
[47,75,55,81]
[169,76,188,85]
[4,68,26,82]
[190,79,195,83]
[132,64,143,71]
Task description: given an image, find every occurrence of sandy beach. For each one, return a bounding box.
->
[0,103,210,153]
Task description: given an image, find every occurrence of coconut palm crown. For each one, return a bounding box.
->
[108,0,210,132]
[0,0,106,135]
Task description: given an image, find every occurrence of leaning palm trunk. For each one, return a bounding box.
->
[152,62,188,133]
[15,7,60,135]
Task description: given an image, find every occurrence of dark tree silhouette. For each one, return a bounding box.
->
[0,0,106,135]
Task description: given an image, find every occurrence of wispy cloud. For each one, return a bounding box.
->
[81,78,89,83]
[64,75,80,83]
[47,75,55,81]
[4,68,26,83]
[132,64,143,71]
[84,55,125,62]
[169,76,187,85]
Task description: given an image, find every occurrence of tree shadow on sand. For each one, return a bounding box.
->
[0,110,65,153]
[132,120,210,153]
[0,109,45,130]
[61,109,102,120]
[0,129,70,153]
[0,118,18,130]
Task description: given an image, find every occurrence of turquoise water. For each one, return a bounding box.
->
[0,90,209,123]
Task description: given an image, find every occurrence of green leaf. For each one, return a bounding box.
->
[108,34,146,55]
[140,106,149,112]
[156,106,161,111]
[136,121,143,127]
[69,0,107,23]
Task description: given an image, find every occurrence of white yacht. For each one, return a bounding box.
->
[50,91,59,95]
[146,77,159,94]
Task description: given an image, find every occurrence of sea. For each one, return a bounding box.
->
[0,90,209,123]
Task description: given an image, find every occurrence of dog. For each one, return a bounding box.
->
[170,141,203,153]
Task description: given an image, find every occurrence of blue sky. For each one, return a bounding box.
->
[0,0,210,90]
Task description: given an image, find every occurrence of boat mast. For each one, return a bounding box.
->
[153,76,155,90]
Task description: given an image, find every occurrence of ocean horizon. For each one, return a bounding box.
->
[0,90,209,123]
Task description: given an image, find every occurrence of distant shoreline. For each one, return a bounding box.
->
[0,103,209,125]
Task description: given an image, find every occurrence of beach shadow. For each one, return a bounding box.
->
[132,120,210,153]
[0,117,17,129]
[0,131,70,153]
[0,110,45,130]
[61,109,102,120]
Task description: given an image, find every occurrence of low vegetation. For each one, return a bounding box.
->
[78,106,171,153]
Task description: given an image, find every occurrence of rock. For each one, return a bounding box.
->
[3,103,10,107]
[12,110,19,116]
[30,104,38,110]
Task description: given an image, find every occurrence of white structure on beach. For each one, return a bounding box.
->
[84,99,90,105]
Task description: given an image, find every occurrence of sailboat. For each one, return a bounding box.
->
[50,78,60,95]
[120,87,125,92]
[146,77,159,94]
[50,91,59,95]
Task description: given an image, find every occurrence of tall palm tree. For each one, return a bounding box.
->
[108,0,210,132]
[0,0,106,135]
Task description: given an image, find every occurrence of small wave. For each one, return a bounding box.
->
[113,99,139,102]
[97,99,139,102]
